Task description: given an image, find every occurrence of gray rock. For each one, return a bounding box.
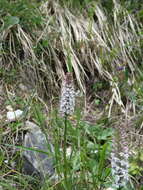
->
[22,121,54,180]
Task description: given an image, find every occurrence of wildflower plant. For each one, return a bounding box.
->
[59,72,75,190]
[111,124,129,189]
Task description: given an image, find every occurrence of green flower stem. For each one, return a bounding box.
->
[63,115,70,190]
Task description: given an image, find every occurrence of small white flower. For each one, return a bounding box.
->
[112,156,120,163]
[120,160,129,168]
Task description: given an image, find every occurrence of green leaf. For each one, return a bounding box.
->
[98,143,108,173]
[4,16,19,29]
[97,128,113,140]
[72,151,81,171]
[0,152,4,167]
[3,144,49,155]
[42,40,49,48]
[140,152,143,161]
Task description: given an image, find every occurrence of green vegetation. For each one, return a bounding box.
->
[0,0,143,189]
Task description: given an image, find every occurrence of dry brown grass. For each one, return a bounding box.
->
[1,0,142,123]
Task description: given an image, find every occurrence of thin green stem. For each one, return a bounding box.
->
[63,114,70,190]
